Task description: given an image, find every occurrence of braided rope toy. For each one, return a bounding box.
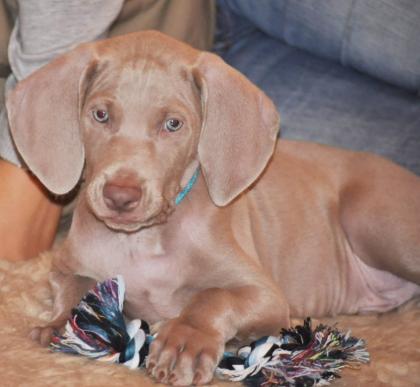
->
[50,277,370,386]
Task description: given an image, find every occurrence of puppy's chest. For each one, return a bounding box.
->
[73,232,194,323]
[121,256,194,323]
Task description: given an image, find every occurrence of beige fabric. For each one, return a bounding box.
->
[1,253,419,386]
[109,0,215,50]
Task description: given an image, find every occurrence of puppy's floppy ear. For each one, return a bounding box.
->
[193,52,279,206]
[6,44,96,195]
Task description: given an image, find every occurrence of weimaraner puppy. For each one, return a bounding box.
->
[6,31,420,385]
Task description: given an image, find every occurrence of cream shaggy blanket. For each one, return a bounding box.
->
[1,252,419,387]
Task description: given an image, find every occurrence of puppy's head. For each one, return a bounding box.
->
[7,31,279,232]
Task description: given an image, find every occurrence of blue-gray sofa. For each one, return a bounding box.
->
[216,0,420,176]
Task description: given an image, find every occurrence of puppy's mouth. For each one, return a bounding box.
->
[101,206,174,232]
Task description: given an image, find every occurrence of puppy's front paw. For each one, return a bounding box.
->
[29,325,58,346]
[29,318,66,347]
[147,318,224,386]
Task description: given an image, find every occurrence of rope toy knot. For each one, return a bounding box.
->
[50,276,152,369]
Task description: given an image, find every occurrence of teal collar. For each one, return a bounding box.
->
[175,168,200,205]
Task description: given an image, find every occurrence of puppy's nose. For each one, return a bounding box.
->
[103,182,142,212]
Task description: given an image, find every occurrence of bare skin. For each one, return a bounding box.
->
[0,159,61,261]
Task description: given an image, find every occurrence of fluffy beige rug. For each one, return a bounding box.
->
[1,252,419,387]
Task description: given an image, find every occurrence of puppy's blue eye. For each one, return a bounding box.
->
[93,109,109,123]
[165,118,183,132]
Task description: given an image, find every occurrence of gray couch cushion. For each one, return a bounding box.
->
[223,0,420,93]
[220,29,420,175]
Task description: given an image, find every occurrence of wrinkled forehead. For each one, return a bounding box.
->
[85,54,198,110]
[84,32,200,99]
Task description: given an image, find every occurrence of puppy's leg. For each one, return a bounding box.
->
[30,271,95,346]
[147,281,289,386]
[341,155,420,284]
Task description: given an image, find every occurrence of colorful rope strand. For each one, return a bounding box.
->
[50,277,370,386]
